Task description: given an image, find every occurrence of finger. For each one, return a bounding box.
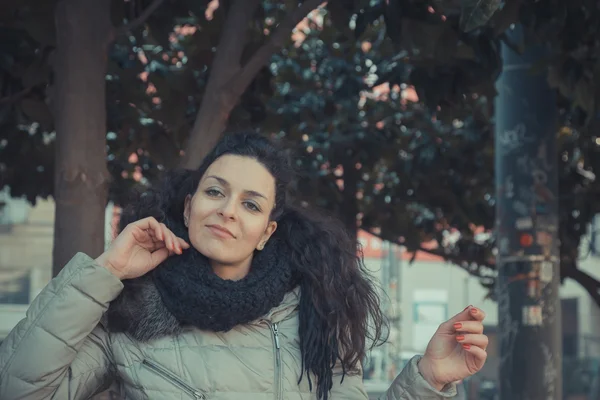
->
[468,307,486,322]
[460,343,488,367]
[163,229,181,254]
[456,333,488,349]
[150,241,166,252]
[157,223,183,254]
[453,321,484,334]
[177,237,190,249]
[172,232,182,254]
[161,225,175,252]
[146,229,164,244]
[150,247,170,267]
[438,305,476,333]
[132,217,163,241]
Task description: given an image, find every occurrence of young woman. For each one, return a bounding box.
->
[0,132,487,399]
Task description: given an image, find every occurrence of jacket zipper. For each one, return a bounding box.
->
[142,359,206,399]
[270,322,283,400]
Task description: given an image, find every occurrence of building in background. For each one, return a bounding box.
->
[0,192,116,339]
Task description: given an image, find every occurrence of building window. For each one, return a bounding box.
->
[0,269,31,305]
[591,215,599,257]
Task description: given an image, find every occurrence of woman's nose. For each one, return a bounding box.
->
[217,199,236,220]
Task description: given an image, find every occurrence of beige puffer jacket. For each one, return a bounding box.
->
[0,253,457,399]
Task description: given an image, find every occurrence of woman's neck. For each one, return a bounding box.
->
[210,257,252,281]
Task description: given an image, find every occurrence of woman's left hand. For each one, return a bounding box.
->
[417,305,488,390]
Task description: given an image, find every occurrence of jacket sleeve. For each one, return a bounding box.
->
[378,356,457,399]
[330,356,457,399]
[0,253,124,400]
[329,361,369,399]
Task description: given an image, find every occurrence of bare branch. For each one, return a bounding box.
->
[114,0,166,37]
[0,85,44,105]
[365,227,496,278]
[230,0,324,92]
[563,265,600,307]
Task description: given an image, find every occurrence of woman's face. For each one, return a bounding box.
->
[184,155,277,278]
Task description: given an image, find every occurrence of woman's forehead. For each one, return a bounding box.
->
[203,155,275,199]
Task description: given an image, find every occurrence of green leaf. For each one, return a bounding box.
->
[459,0,501,32]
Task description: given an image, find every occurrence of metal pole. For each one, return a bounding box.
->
[495,24,562,400]
[396,244,402,360]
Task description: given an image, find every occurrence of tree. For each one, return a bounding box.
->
[1,0,327,272]
[0,0,170,273]
[1,0,598,306]
[301,0,600,303]
[265,3,497,282]
[51,0,113,274]
[179,0,324,168]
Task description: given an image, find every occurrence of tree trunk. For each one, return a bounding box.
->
[179,0,261,169]
[179,0,323,169]
[52,0,111,276]
[495,24,562,399]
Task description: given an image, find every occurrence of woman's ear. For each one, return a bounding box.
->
[257,221,277,250]
[183,194,192,227]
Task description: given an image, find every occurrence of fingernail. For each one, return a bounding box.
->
[453,323,462,330]
[464,305,473,311]
[470,308,478,315]
[462,344,471,350]
[456,335,465,342]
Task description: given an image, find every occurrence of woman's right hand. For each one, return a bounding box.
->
[95,217,190,280]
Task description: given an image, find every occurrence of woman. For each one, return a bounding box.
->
[0,132,487,399]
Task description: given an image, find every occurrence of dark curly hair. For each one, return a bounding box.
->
[119,132,387,399]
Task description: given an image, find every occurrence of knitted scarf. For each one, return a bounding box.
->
[152,235,299,332]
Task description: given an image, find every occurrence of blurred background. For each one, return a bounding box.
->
[1,0,599,399]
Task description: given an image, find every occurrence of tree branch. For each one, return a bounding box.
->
[0,87,35,105]
[114,0,166,37]
[229,0,324,93]
[0,83,48,105]
[179,0,262,168]
[365,227,496,278]
[562,264,600,307]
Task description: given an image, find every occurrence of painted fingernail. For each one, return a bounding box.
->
[454,323,462,330]
[456,335,465,342]
[462,344,471,350]
[470,308,478,315]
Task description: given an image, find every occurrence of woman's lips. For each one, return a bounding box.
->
[206,224,235,239]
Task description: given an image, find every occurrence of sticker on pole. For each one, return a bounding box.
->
[522,305,543,326]
[515,217,533,230]
[540,261,553,283]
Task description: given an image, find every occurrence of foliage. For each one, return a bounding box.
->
[273,0,600,297]
[0,0,302,203]
[0,0,599,299]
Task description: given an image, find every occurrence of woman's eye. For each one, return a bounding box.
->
[244,202,260,212]
[205,189,223,197]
